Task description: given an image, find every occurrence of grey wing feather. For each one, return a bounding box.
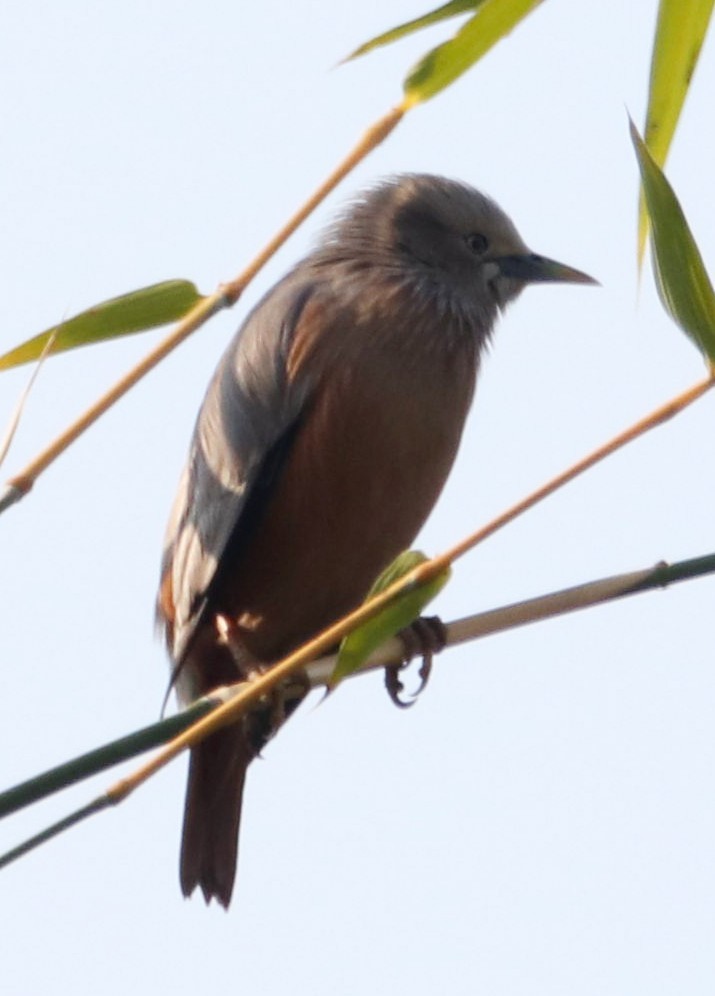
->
[159,275,317,663]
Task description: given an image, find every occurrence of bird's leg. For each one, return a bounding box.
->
[215,613,309,738]
[385,615,447,709]
[214,613,260,680]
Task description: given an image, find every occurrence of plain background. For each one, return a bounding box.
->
[2,2,715,993]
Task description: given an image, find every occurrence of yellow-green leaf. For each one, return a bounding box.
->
[0,280,204,370]
[329,551,451,692]
[638,0,714,262]
[630,118,715,361]
[345,1,481,61]
[404,0,543,104]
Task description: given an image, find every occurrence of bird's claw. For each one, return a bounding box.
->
[384,615,447,709]
[215,612,308,746]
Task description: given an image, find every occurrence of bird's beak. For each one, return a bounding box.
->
[496,253,598,286]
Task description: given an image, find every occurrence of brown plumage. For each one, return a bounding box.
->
[157,174,594,906]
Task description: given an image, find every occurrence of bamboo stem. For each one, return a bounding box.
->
[2,551,715,868]
[411,373,715,587]
[2,106,405,504]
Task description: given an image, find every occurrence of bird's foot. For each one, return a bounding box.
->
[214,612,309,750]
[246,670,310,756]
[384,615,447,709]
[264,672,309,732]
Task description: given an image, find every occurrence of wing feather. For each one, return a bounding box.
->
[158,275,317,662]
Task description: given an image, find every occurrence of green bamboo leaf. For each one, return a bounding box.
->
[404,0,543,104]
[0,279,204,370]
[630,118,715,361]
[329,551,451,692]
[638,0,714,262]
[345,1,481,61]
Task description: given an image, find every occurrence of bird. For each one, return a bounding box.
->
[156,173,595,907]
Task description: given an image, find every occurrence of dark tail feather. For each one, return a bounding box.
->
[180,726,254,908]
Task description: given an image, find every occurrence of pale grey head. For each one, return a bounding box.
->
[309,173,594,335]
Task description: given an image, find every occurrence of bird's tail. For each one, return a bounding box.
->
[179,725,255,908]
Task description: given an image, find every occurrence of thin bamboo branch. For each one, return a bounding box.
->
[105,374,712,794]
[3,551,713,840]
[408,373,715,588]
[0,799,108,871]
[5,294,226,501]
[1,372,712,866]
[0,694,223,819]
[308,559,671,681]
[0,106,405,511]
[66,374,715,807]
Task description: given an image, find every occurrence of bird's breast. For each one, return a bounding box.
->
[213,326,479,662]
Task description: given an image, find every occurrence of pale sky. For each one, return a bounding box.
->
[2,2,715,994]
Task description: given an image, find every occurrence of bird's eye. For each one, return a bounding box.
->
[466,233,489,254]
[466,233,489,255]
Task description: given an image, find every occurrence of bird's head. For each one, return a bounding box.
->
[324,174,595,321]
[383,174,596,313]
